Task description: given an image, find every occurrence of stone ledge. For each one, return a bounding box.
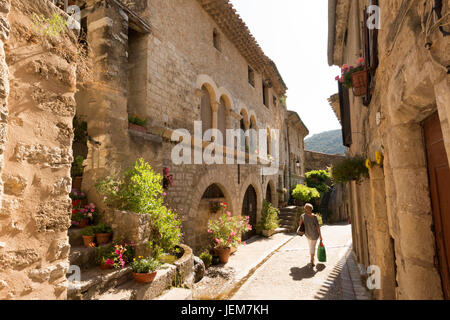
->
[128,128,163,144]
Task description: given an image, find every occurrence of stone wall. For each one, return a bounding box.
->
[304,150,345,173]
[75,0,291,254]
[0,0,77,299]
[329,0,450,300]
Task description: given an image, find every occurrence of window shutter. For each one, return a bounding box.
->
[338,81,352,147]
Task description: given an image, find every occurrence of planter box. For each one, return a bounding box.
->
[128,123,147,133]
[262,230,275,238]
[352,69,368,97]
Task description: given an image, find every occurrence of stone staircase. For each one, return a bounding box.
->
[278,206,300,232]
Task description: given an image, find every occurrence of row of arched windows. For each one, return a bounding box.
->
[200,84,272,156]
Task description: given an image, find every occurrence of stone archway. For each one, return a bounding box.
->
[184,168,239,252]
[242,185,257,241]
[263,178,277,207]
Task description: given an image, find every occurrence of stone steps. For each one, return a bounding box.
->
[68,266,133,300]
[68,228,84,247]
[69,246,97,270]
[93,264,177,300]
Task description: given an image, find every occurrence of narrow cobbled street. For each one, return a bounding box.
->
[230,224,371,300]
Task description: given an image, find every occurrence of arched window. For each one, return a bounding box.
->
[201,86,213,137]
[249,117,257,154]
[240,112,247,151]
[218,98,227,146]
[202,184,225,199]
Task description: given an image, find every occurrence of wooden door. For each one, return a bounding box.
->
[242,186,257,241]
[424,112,450,299]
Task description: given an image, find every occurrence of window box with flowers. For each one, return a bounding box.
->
[128,115,148,134]
[336,57,368,97]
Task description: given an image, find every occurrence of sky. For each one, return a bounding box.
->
[229,0,341,137]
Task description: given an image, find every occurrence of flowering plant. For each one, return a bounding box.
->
[70,189,86,200]
[130,256,161,274]
[335,57,365,89]
[93,240,135,269]
[72,202,98,224]
[210,201,227,214]
[207,203,252,249]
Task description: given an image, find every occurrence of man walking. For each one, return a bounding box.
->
[298,203,323,267]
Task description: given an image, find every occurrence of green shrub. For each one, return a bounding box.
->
[305,170,331,195]
[199,251,213,267]
[292,184,320,203]
[256,200,280,232]
[95,158,182,259]
[331,156,369,184]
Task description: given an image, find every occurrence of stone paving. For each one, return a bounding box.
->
[229,223,373,300]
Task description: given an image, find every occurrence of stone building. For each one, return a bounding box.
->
[0,0,309,299]
[328,0,449,299]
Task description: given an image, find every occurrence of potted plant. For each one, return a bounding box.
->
[256,200,280,238]
[207,211,252,264]
[335,57,367,97]
[291,184,320,205]
[81,226,95,247]
[130,256,161,283]
[93,222,112,245]
[70,189,87,206]
[93,240,135,270]
[128,115,148,133]
[94,244,115,270]
[71,155,85,190]
[71,207,89,228]
[199,251,213,268]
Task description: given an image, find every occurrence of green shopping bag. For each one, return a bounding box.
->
[317,241,327,262]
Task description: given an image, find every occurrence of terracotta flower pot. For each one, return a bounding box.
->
[100,262,113,270]
[132,271,157,284]
[214,247,231,264]
[82,235,95,247]
[96,233,111,245]
[77,218,89,228]
[72,176,82,190]
[351,69,368,97]
[128,123,147,134]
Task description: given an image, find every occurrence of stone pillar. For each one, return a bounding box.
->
[0,0,10,211]
[81,0,131,206]
[369,165,396,299]
[384,122,444,299]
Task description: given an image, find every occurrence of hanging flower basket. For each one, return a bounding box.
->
[351,69,368,97]
[335,57,368,97]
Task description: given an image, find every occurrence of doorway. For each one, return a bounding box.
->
[242,185,257,241]
[424,112,450,299]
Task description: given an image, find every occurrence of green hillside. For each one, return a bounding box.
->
[305,129,345,155]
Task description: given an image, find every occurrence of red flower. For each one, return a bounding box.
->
[72,209,78,214]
